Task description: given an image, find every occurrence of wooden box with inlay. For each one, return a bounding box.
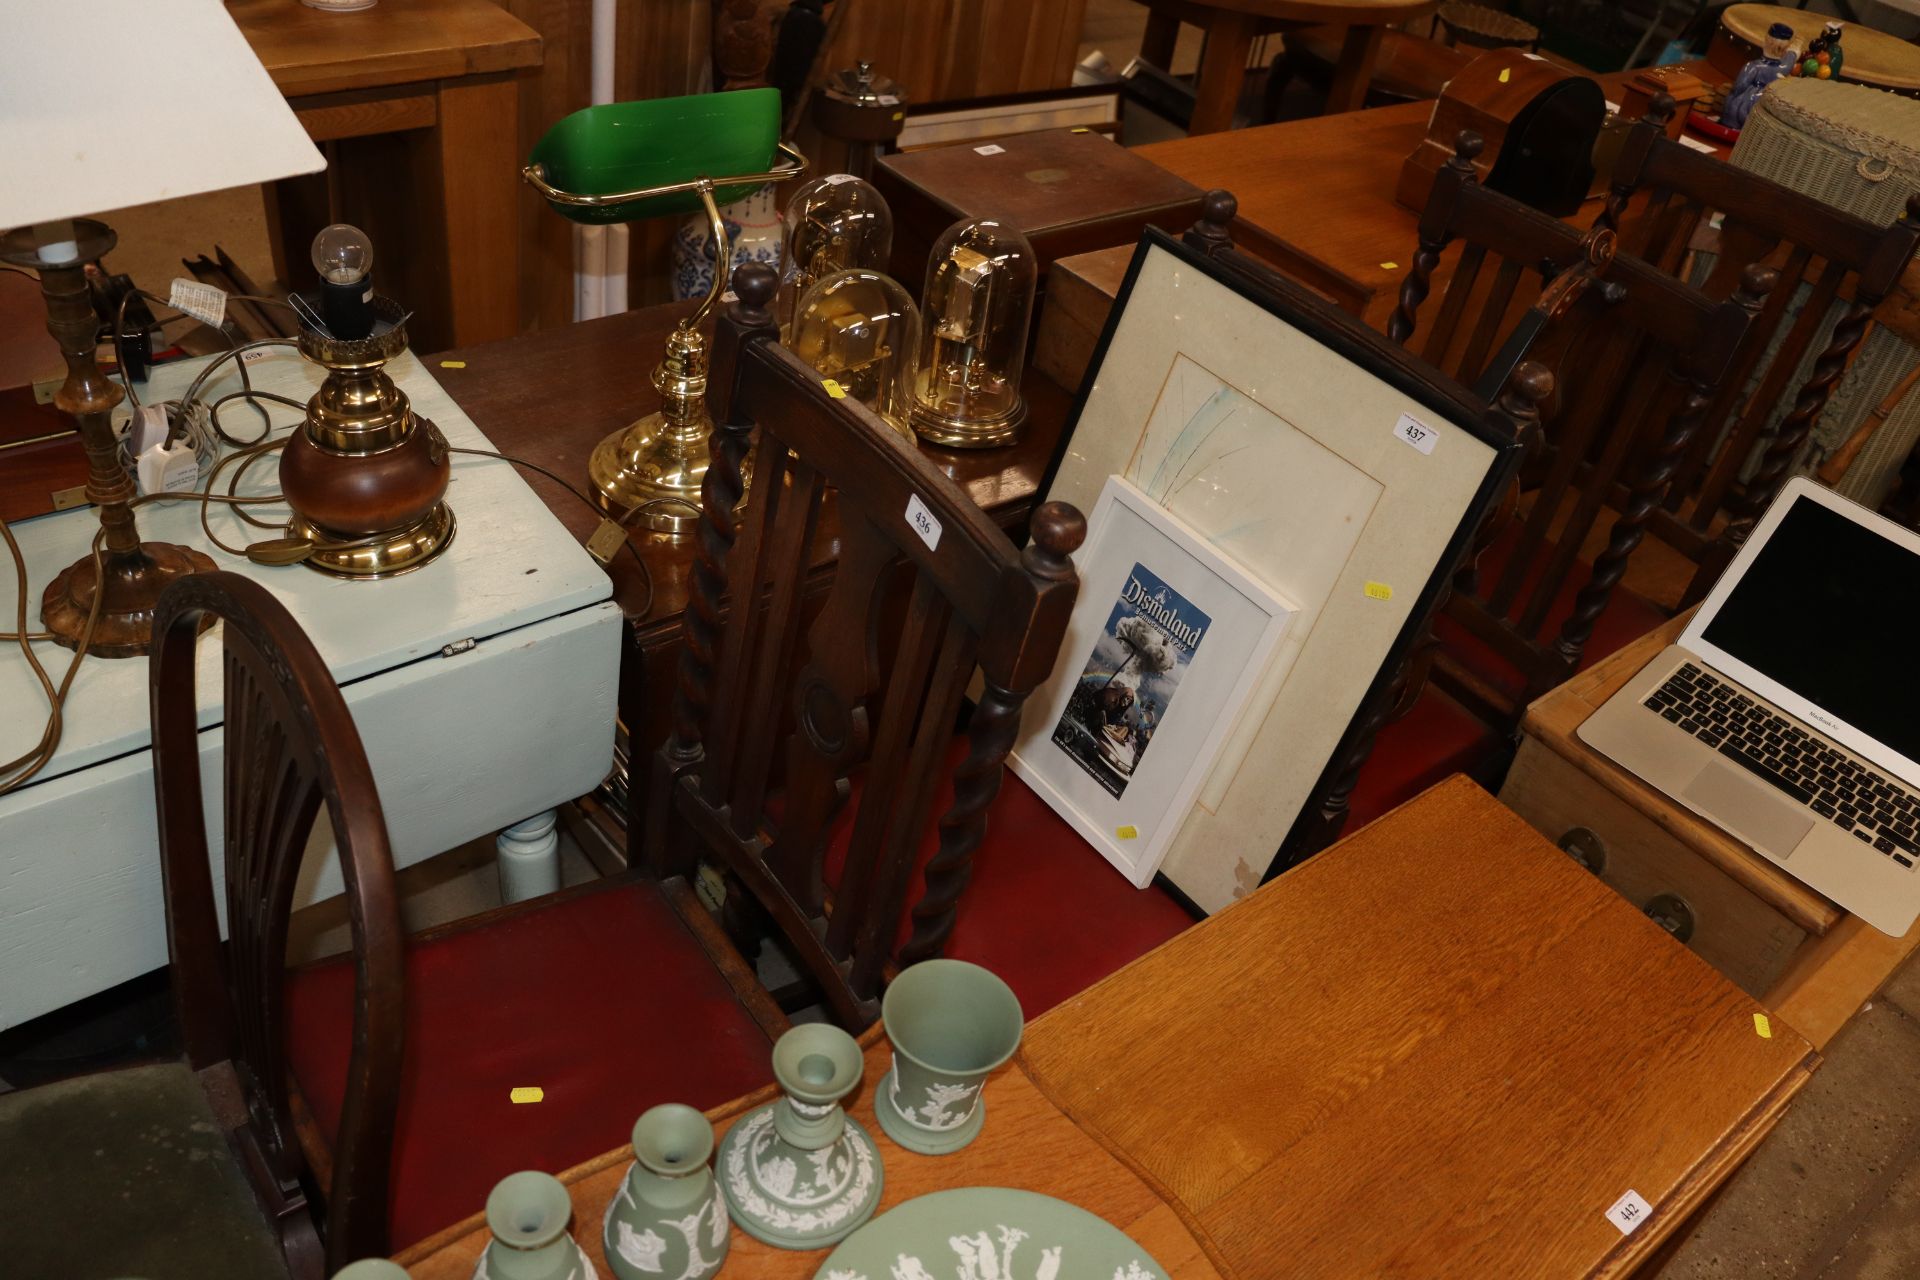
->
[871,128,1203,293]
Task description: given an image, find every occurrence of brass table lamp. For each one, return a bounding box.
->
[280,227,456,579]
[523,89,805,533]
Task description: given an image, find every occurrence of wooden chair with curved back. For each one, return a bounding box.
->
[0,570,401,1280]
[1385,131,1776,730]
[644,262,1194,1028]
[1598,94,1920,601]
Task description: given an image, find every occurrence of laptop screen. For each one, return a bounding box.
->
[1702,495,1920,762]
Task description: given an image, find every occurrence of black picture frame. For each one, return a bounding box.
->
[1032,227,1523,910]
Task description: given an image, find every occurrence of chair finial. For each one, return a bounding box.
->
[1646,92,1676,129]
[1024,501,1086,583]
[1201,189,1237,229]
[729,261,779,326]
[1452,131,1486,167]
[1737,263,1780,309]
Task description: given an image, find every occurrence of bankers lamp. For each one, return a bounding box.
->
[523,89,805,533]
[0,3,324,656]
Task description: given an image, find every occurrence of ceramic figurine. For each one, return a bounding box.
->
[1793,21,1845,81]
[1722,22,1796,132]
[602,1104,730,1280]
[473,1171,598,1280]
[671,186,784,302]
[716,1023,884,1249]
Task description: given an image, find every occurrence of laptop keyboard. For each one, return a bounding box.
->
[1644,662,1918,871]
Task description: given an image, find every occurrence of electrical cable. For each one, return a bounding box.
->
[0,370,678,794]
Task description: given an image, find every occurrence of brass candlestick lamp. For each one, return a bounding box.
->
[522,89,806,533]
[0,222,217,656]
[2,4,323,654]
[279,225,455,578]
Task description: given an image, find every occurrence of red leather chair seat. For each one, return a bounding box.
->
[1344,685,1501,833]
[285,878,774,1250]
[1434,526,1670,709]
[820,742,1195,1019]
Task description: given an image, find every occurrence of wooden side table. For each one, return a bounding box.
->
[230,0,542,351]
[1131,0,1438,131]
[1499,611,1920,1050]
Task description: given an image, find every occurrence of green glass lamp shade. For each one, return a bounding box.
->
[527,88,782,224]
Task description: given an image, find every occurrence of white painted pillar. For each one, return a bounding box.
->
[497,809,561,904]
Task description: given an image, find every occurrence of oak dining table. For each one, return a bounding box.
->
[395,777,1814,1279]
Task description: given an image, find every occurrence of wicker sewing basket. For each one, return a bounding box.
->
[1728,77,1920,505]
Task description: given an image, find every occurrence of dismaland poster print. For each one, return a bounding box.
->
[1049,562,1209,799]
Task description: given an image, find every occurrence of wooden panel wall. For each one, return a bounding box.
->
[500,0,1086,332]
[820,0,1088,102]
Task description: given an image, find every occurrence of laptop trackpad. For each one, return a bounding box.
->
[1683,764,1816,858]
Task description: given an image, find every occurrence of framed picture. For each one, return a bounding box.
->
[1036,230,1521,913]
[1010,477,1295,887]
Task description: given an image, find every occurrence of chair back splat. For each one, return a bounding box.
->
[150,572,404,1276]
[646,263,1085,1029]
[1599,93,1920,600]
[1384,132,1777,720]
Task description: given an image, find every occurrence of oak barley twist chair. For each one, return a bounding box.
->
[0,571,402,1279]
[645,263,1194,1028]
[1386,131,1776,731]
[1599,94,1920,602]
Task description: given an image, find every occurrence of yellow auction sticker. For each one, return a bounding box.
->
[439,360,467,369]
[1116,825,1139,840]
[510,1086,544,1104]
[1364,581,1393,601]
[823,379,847,399]
[1753,1013,1772,1039]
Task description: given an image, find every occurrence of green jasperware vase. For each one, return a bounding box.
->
[602,1104,730,1280]
[473,1170,595,1280]
[331,1261,413,1279]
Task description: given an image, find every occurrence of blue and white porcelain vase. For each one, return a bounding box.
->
[601,1104,730,1280]
[671,187,784,301]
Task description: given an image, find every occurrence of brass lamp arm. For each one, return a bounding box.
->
[520,141,808,210]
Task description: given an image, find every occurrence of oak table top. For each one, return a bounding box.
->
[1133,64,1726,327]
[1719,4,1920,92]
[1022,776,1816,1279]
[397,777,1812,1279]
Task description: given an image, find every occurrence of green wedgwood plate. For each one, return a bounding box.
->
[813,1187,1167,1280]
[527,87,781,224]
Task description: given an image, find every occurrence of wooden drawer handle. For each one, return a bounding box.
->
[1557,826,1607,875]
[1643,892,1696,943]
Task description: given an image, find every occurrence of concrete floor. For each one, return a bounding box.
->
[1653,954,1920,1279]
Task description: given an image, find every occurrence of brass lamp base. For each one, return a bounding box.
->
[42,542,218,659]
[909,399,1029,450]
[288,504,456,579]
[588,412,712,534]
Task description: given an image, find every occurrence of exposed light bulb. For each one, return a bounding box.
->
[309,224,377,340]
[311,223,374,285]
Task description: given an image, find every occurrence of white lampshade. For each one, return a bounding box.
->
[0,1,325,230]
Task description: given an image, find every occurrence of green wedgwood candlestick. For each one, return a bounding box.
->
[527,88,781,224]
[602,1104,730,1280]
[877,959,1024,1156]
[332,1260,414,1280]
[717,1023,884,1249]
[474,1170,597,1280]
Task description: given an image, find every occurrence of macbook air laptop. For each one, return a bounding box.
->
[1579,476,1920,937]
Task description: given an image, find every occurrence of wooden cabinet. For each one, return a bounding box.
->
[1499,609,1920,1049]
